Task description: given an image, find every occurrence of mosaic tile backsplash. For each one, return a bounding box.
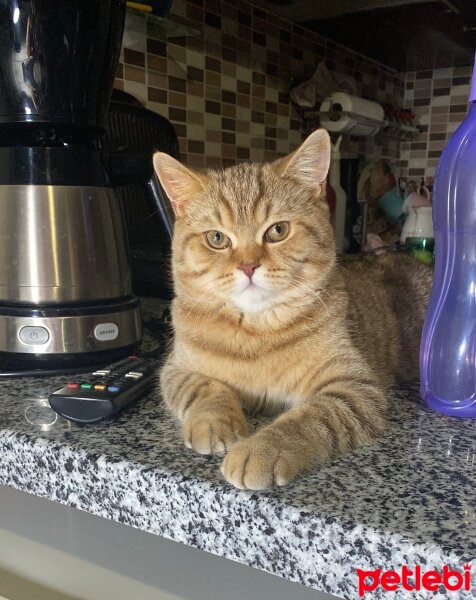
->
[398,66,472,185]
[115,0,405,169]
[115,0,471,181]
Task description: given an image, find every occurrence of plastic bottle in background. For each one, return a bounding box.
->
[329,135,347,253]
[420,55,476,417]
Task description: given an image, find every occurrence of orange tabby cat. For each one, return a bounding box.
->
[153,129,431,490]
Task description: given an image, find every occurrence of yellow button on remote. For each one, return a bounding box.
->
[94,384,106,391]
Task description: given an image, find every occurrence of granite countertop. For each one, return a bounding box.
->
[0,297,475,600]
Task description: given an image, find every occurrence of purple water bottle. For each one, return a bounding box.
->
[420,56,476,417]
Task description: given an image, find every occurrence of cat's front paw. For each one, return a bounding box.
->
[220,433,302,490]
[183,413,249,456]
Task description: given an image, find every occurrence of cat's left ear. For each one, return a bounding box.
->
[153,152,207,217]
[274,128,330,192]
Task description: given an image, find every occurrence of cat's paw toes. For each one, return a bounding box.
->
[183,414,249,456]
[220,435,300,490]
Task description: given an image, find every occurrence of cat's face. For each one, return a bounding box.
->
[153,129,335,314]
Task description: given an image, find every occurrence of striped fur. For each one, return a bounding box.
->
[154,130,432,490]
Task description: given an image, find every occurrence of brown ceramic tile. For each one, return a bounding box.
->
[148,87,167,103]
[433,88,450,97]
[450,104,468,113]
[237,93,250,108]
[173,123,187,138]
[222,144,236,158]
[205,56,221,73]
[205,71,221,87]
[169,107,186,122]
[429,140,446,150]
[149,72,167,89]
[222,104,236,118]
[222,131,236,144]
[188,111,204,125]
[449,113,466,122]
[431,105,449,114]
[187,66,204,82]
[252,84,265,98]
[414,88,431,99]
[124,49,145,67]
[206,156,223,168]
[187,81,204,97]
[169,77,186,93]
[222,90,236,103]
[147,55,167,73]
[236,120,250,134]
[409,150,426,159]
[188,140,205,153]
[187,37,205,53]
[265,113,277,126]
[146,39,166,57]
[451,95,469,105]
[187,154,206,168]
[431,113,450,123]
[433,78,452,88]
[206,86,221,101]
[414,99,430,107]
[252,98,266,112]
[429,123,447,133]
[169,91,187,108]
[251,137,265,149]
[237,146,250,159]
[237,80,250,94]
[205,100,221,114]
[206,129,221,142]
[454,66,472,77]
[251,111,264,124]
[124,65,145,84]
[222,117,235,131]
[452,76,470,86]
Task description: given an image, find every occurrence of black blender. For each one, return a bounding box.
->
[0,0,142,370]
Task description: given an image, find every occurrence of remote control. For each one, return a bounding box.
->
[49,356,160,424]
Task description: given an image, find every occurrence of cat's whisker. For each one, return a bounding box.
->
[287,281,331,315]
[277,261,333,301]
[189,295,225,337]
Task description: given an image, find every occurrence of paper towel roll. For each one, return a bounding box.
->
[320,92,384,137]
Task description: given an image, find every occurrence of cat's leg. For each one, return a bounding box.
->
[220,360,387,489]
[160,358,249,456]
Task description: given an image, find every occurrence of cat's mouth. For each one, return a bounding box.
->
[231,278,277,312]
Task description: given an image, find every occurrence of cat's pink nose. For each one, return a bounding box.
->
[238,262,260,279]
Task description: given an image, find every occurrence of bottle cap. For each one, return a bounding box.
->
[471,52,476,103]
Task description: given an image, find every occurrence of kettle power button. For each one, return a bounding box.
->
[19,326,50,346]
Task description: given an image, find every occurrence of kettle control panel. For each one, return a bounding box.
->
[94,323,119,341]
[18,326,50,346]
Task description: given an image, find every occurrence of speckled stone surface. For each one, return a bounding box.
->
[0,297,475,599]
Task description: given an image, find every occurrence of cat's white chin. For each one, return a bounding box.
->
[232,285,276,313]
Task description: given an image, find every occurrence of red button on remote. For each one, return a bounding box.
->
[67,383,79,389]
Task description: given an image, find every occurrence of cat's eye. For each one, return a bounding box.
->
[205,230,231,249]
[264,222,290,243]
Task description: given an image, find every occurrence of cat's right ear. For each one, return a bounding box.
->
[273,128,331,194]
[153,152,207,217]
